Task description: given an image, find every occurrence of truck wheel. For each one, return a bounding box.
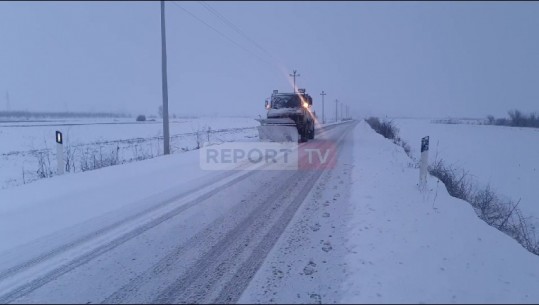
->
[300,128,308,143]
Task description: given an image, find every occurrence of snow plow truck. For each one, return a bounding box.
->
[256,89,316,143]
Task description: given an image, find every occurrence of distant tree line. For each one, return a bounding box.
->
[0,110,131,119]
[486,110,539,128]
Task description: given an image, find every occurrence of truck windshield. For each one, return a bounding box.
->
[271,94,300,109]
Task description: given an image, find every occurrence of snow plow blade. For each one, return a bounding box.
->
[256,118,299,142]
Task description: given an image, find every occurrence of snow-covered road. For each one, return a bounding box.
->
[0,122,356,303]
[2,119,539,304]
[241,121,539,304]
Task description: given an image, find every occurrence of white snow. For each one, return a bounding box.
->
[341,121,539,303]
[1,118,538,303]
[0,116,260,189]
[393,118,539,238]
[240,120,539,303]
[0,117,260,155]
[0,149,205,253]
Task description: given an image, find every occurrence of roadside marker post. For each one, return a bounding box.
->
[56,131,64,175]
[419,136,429,190]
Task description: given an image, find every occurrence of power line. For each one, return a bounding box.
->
[169,1,274,67]
[198,1,278,64]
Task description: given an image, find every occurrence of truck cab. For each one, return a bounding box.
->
[264,89,315,142]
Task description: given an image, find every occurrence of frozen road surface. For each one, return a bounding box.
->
[0,122,356,303]
[2,120,539,304]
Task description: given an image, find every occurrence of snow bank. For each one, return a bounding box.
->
[393,118,539,235]
[0,149,211,253]
[341,121,539,303]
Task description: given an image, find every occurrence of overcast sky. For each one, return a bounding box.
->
[1,1,538,119]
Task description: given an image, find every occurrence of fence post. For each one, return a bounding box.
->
[56,131,65,175]
[419,136,429,190]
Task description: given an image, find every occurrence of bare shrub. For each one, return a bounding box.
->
[366,117,398,140]
[64,144,77,173]
[191,125,214,150]
[130,144,154,162]
[365,117,412,158]
[472,185,503,224]
[16,126,253,188]
[429,159,539,255]
[513,208,539,254]
[366,116,539,255]
[428,159,472,201]
[400,139,412,157]
[80,145,121,172]
[365,117,381,132]
[35,150,53,178]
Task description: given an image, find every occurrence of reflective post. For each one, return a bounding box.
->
[56,131,64,175]
[419,136,429,189]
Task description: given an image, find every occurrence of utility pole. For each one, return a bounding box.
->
[5,91,10,111]
[161,0,170,155]
[335,99,339,122]
[341,103,344,121]
[320,90,326,124]
[289,70,300,93]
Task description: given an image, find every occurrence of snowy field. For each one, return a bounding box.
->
[0,116,261,155]
[393,118,539,237]
[0,117,260,189]
[242,121,539,303]
[1,120,538,303]
[0,116,344,190]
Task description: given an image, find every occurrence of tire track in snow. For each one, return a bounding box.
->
[0,170,236,283]
[103,169,304,303]
[106,123,355,304]
[0,121,355,303]
[0,170,258,304]
[0,122,345,287]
